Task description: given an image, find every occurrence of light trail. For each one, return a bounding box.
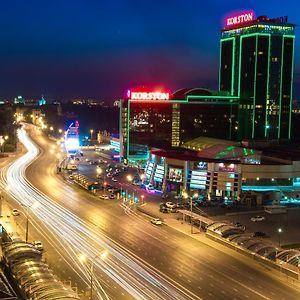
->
[0,128,200,300]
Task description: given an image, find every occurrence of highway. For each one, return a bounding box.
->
[1,125,300,299]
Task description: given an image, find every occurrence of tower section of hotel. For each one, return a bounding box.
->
[220,13,295,140]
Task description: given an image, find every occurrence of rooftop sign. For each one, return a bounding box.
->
[128,90,169,101]
[226,11,255,27]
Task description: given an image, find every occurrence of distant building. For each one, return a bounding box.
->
[14,95,25,104]
[37,96,46,106]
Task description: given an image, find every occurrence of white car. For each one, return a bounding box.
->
[107,173,113,178]
[112,177,117,182]
[165,202,176,208]
[12,209,20,216]
[33,241,43,251]
[250,216,265,222]
[151,218,162,225]
[99,195,109,200]
[146,184,155,191]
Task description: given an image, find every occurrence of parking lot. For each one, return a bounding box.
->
[212,208,300,247]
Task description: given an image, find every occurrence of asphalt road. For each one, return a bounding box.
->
[2,125,300,300]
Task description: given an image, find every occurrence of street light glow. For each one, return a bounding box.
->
[127,174,133,182]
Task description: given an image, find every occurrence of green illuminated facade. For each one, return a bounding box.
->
[220,18,295,140]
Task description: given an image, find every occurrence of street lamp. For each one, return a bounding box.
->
[90,129,94,141]
[79,250,108,300]
[22,202,39,242]
[50,126,54,131]
[58,128,63,134]
[96,167,102,176]
[182,192,193,234]
[126,174,133,182]
[278,228,282,247]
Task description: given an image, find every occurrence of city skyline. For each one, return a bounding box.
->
[0,1,299,101]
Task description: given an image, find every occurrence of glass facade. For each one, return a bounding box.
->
[220,21,295,140]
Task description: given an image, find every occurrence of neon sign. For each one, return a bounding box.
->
[128,90,169,101]
[226,11,254,27]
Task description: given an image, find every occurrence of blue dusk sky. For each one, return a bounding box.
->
[0,0,299,101]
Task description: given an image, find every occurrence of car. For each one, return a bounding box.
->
[69,174,74,179]
[112,177,117,182]
[165,202,176,208]
[234,222,245,231]
[146,185,155,192]
[252,231,268,238]
[169,207,178,213]
[33,241,43,251]
[12,209,20,216]
[109,194,116,199]
[107,173,113,178]
[132,181,142,186]
[250,216,265,222]
[220,203,232,209]
[107,188,115,193]
[99,195,109,200]
[161,194,169,199]
[151,218,162,225]
[175,203,184,209]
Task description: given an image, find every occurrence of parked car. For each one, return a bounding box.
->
[99,195,109,200]
[252,231,267,238]
[107,173,113,178]
[109,194,116,199]
[165,202,176,208]
[169,207,178,213]
[112,177,117,182]
[234,222,245,231]
[159,206,168,213]
[12,209,20,216]
[161,194,169,199]
[175,203,184,209]
[33,241,43,251]
[250,216,265,222]
[151,218,162,225]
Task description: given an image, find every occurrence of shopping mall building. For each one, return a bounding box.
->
[117,12,299,199]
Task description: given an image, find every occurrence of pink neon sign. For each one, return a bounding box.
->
[226,11,255,27]
[128,91,169,101]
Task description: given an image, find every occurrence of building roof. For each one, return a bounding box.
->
[181,136,260,160]
[151,149,240,163]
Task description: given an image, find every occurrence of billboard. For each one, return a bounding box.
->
[168,167,183,182]
[65,122,80,154]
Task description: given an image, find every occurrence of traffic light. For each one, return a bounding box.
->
[134,197,138,202]
[122,191,126,196]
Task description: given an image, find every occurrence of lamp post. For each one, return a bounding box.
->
[79,250,108,300]
[0,136,8,153]
[278,228,282,247]
[141,194,145,205]
[90,129,94,141]
[22,202,39,242]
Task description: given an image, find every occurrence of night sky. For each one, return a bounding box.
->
[0,0,299,101]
